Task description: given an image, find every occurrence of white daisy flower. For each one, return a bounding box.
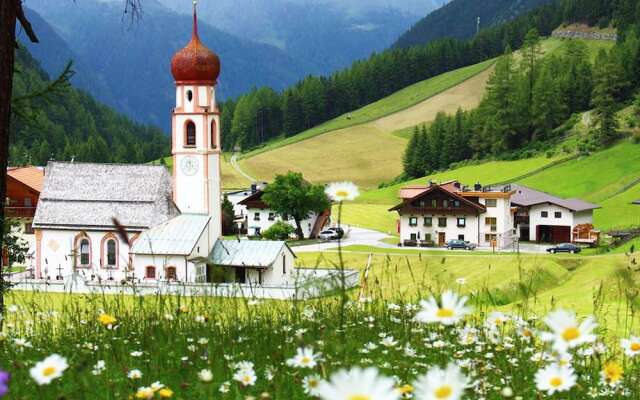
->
[128,369,143,380]
[325,181,359,202]
[485,312,510,328]
[535,363,577,395]
[413,362,469,400]
[233,369,257,386]
[135,386,154,399]
[286,347,319,369]
[198,369,213,383]
[316,367,400,400]
[621,336,640,357]
[29,354,69,386]
[540,310,597,352]
[415,291,471,326]
[303,374,322,396]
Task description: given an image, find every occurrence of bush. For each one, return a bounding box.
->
[261,220,295,240]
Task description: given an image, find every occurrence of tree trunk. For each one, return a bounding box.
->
[0,0,19,324]
[293,218,304,240]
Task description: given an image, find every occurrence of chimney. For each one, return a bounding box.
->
[251,183,257,193]
[474,182,482,191]
[454,181,461,189]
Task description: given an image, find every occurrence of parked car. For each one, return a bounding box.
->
[327,227,345,239]
[546,243,581,254]
[446,240,476,250]
[318,230,340,241]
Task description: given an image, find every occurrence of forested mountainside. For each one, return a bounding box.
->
[9,47,169,166]
[20,0,315,131]
[402,0,640,180]
[393,0,553,49]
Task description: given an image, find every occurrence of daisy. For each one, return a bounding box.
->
[535,363,577,395]
[134,386,154,399]
[286,347,319,369]
[325,182,359,202]
[485,312,510,328]
[413,363,469,400]
[233,369,257,387]
[540,310,597,352]
[621,336,640,357]
[316,367,400,400]
[415,291,471,326]
[303,375,322,396]
[29,354,69,386]
[198,369,213,383]
[601,361,623,387]
[128,369,143,380]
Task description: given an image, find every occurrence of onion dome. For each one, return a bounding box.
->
[171,4,220,84]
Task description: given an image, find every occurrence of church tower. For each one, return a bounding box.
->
[170,1,222,244]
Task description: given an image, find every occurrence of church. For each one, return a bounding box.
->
[29,5,299,288]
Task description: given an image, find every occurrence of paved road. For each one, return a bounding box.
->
[294,225,396,252]
[230,152,256,182]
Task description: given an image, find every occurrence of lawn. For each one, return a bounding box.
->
[595,182,640,230]
[335,203,398,236]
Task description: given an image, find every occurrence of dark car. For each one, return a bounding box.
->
[546,243,581,254]
[446,239,476,250]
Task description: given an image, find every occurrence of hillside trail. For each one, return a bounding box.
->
[231,152,256,183]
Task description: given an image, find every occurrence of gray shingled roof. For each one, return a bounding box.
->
[510,184,600,212]
[208,239,295,268]
[33,162,178,230]
[130,214,210,255]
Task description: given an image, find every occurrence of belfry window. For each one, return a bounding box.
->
[211,120,217,149]
[185,121,196,146]
[186,90,193,102]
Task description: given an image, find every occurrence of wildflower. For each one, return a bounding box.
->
[415,291,471,326]
[287,346,319,369]
[316,367,400,400]
[233,369,257,387]
[135,386,154,399]
[621,336,640,357]
[601,361,623,386]
[303,375,322,396]
[219,381,231,393]
[325,181,359,202]
[98,313,117,327]
[540,310,597,352]
[0,370,10,398]
[130,351,143,357]
[501,387,513,397]
[534,363,577,395]
[413,362,469,400]
[128,369,143,380]
[198,369,213,383]
[158,388,174,398]
[29,354,69,386]
[91,360,106,376]
[485,312,510,328]
[397,384,414,396]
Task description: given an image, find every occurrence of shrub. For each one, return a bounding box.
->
[261,220,295,240]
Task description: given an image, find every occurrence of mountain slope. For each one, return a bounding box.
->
[394,0,553,49]
[22,0,316,130]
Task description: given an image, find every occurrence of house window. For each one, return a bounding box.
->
[423,217,432,227]
[457,217,466,228]
[485,233,497,242]
[166,266,177,281]
[541,211,548,218]
[425,233,432,242]
[485,199,497,207]
[409,217,418,227]
[145,266,156,279]
[453,200,461,208]
[485,217,497,232]
[438,217,447,227]
[418,200,426,207]
[211,120,217,149]
[185,121,196,147]
[458,234,465,240]
[268,212,275,221]
[254,212,261,221]
[24,223,34,234]
[106,239,117,268]
[410,233,417,241]
[554,211,562,219]
[431,199,437,208]
[443,200,449,208]
[24,197,32,207]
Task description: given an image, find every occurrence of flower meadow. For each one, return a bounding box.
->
[1,290,640,400]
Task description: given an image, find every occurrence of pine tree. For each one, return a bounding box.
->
[591,50,622,145]
[402,127,421,178]
[532,58,566,140]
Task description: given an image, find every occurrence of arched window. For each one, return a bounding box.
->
[210,119,217,149]
[145,266,156,279]
[106,240,117,267]
[74,233,91,268]
[165,266,177,281]
[101,234,119,269]
[185,121,196,147]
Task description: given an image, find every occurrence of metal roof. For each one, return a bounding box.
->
[131,214,211,255]
[510,184,600,212]
[209,239,295,268]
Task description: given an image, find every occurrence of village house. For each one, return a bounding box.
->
[238,188,331,239]
[391,180,601,248]
[225,182,267,233]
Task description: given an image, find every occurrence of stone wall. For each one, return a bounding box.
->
[552,30,618,41]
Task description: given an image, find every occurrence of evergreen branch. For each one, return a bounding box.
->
[12,61,74,105]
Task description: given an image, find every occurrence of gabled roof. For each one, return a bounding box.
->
[208,239,295,268]
[33,162,179,230]
[510,184,600,212]
[130,214,210,255]
[237,189,267,207]
[399,180,460,199]
[389,184,485,212]
[7,166,44,193]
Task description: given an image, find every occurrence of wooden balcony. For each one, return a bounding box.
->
[5,207,36,218]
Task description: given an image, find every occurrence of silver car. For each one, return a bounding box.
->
[318,230,340,241]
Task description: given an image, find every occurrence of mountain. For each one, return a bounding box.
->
[20,0,317,131]
[156,0,450,74]
[10,46,169,166]
[394,0,554,49]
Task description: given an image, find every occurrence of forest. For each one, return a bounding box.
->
[9,46,169,166]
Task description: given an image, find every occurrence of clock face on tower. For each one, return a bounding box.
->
[180,155,199,176]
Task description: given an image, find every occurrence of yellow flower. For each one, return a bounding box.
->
[602,362,623,385]
[98,313,117,326]
[397,384,414,394]
[134,387,154,399]
[158,388,174,398]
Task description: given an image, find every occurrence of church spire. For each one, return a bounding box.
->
[192,0,199,39]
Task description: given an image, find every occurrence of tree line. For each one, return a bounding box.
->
[403,23,640,179]
[9,46,169,166]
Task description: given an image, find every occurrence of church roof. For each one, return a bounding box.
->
[130,214,210,255]
[33,162,179,230]
[207,239,295,269]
